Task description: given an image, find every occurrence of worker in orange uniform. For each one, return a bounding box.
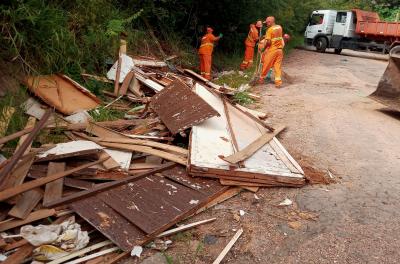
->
[240,20,263,70]
[198,27,222,80]
[258,17,284,87]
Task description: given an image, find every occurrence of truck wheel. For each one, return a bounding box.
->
[334,48,342,54]
[389,46,400,58]
[315,38,327,53]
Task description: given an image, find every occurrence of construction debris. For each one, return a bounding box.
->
[0,52,307,263]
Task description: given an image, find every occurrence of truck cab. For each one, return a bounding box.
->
[304,10,337,51]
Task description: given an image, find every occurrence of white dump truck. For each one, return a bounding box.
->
[304,9,400,54]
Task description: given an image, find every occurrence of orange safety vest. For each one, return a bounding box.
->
[245,24,259,47]
[265,25,283,51]
[198,33,218,55]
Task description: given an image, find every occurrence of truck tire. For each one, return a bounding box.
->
[315,38,327,53]
[334,48,342,54]
[389,45,400,58]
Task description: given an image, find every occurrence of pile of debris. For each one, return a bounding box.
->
[0,51,305,263]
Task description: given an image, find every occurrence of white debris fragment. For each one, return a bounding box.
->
[165,240,173,245]
[279,198,293,206]
[239,210,245,216]
[254,194,260,200]
[189,200,199,205]
[328,170,334,179]
[0,255,6,261]
[131,246,143,257]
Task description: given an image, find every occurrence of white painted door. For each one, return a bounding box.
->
[333,12,348,36]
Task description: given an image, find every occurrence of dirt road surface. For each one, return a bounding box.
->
[138,49,400,264]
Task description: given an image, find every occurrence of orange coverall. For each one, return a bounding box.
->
[240,24,260,70]
[260,25,284,87]
[198,33,219,80]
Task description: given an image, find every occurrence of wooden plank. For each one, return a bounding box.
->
[2,243,34,264]
[48,240,113,264]
[3,239,28,251]
[86,122,128,139]
[8,188,43,219]
[0,154,35,191]
[119,70,134,95]
[63,178,94,190]
[212,228,243,264]
[14,117,36,155]
[0,110,51,182]
[44,163,176,208]
[0,158,107,202]
[67,247,119,264]
[99,138,188,156]
[86,253,119,264]
[100,142,187,165]
[222,125,285,164]
[43,162,66,205]
[0,209,55,232]
[99,151,119,170]
[196,187,242,214]
[157,218,216,238]
[128,75,144,97]
[0,127,33,146]
[35,149,102,162]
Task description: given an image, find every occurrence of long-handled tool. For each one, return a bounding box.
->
[250,24,264,86]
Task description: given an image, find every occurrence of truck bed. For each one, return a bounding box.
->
[353,9,400,38]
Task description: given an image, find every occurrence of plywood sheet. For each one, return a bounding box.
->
[25,74,100,115]
[150,80,219,134]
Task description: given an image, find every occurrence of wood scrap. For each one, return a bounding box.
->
[222,125,286,164]
[0,154,35,191]
[0,127,33,146]
[67,247,119,264]
[157,218,216,238]
[14,117,37,155]
[99,138,187,156]
[119,70,134,95]
[0,110,51,184]
[0,209,55,232]
[43,162,66,205]
[212,228,243,264]
[0,157,107,202]
[128,74,144,97]
[2,243,34,264]
[8,188,43,219]
[3,239,28,251]
[47,240,113,264]
[99,142,187,165]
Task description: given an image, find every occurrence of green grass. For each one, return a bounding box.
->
[88,107,125,122]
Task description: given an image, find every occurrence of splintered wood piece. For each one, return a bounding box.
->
[157,218,216,238]
[0,209,55,232]
[0,158,107,202]
[86,122,128,139]
[0,110,51,182]
[3,239,28,251]
[0,154,35,191]
[129,75,144,97]
[222,125,286,164]
[119,71,134,96]
[0,127,33,146]
[8,188,43,219]
[99,142,187,165]
[1,243,34,264]
[14,117,36,155]
[43,162,66,205]
[99,151,120,170]
[212,228,243,264]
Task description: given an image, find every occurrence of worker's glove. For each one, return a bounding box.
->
[219,33,223,38]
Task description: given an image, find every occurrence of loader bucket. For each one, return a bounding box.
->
[369,46,400,111]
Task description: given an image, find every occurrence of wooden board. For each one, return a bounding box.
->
[222,125,286,164]
[0,154,35,191]
[8,188,43,219]
[0,209,55,232]
[43,162,66,205]
[0,158,106,202]
[150,80,219,134]
[14,117,36,155]
[25,74,100,115]
[2,243,34,264]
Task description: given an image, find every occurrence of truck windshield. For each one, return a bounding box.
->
[310,14,324,25]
